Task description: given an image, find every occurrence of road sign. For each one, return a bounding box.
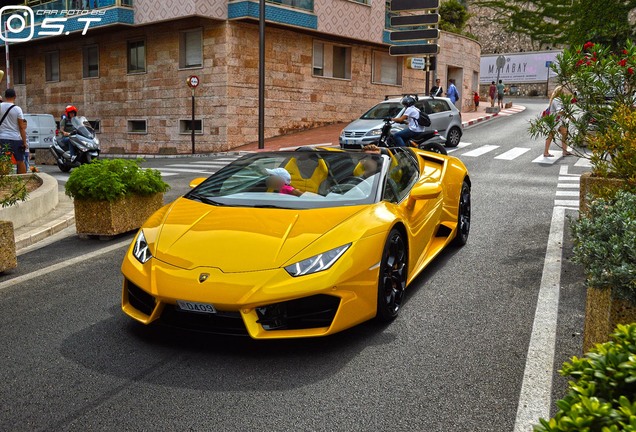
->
[186,75,200,88]
[389,44,439,56]
[390,0,439,11]
[408,57,426,69]
[390,13,440,27]
[389,29,439,42]
[545,61,553,67]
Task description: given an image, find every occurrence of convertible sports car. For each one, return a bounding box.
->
[121,147,470,339]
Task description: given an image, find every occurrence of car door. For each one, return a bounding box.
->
[424,99,453,135]
[382,148,443,274]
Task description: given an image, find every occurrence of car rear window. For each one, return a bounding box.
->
[427,100,450,113]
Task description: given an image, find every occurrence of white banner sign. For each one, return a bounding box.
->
[480,51,562,84]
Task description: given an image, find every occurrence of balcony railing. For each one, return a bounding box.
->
[266,0,313,13]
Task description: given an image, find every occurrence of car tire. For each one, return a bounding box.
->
[420,142,448,155]
[376,228,408,322]
[452,180,471,246]
[445,127,462,148]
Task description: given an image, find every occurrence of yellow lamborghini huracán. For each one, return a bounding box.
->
[121,147,470,339]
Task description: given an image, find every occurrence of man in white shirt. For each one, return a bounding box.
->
[0,89,27,174]
[390,95,426,147]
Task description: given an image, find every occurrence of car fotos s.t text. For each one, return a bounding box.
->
[0,6,104,43]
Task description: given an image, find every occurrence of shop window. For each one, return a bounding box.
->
[127,39,146,73]
[179,29,202,69]
[127,120,147,134]
[372,51,402,86]
[312,41,351,80]
[83,45,99,78]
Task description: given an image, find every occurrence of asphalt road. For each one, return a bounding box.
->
[0,99,587,431]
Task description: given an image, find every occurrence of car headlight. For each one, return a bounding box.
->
[285,244,351,277]
[132,230,152,264]
[365,129,382,136]
[340,129,346,137]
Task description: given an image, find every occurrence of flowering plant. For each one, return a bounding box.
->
[0,144,28,208]
[529,40,636,185]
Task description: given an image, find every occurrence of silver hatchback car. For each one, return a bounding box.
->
[339,95,463,148]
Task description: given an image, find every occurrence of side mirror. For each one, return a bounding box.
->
[189,177,206,188]
[410,183,442,200]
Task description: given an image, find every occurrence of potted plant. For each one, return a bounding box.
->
[65,158,169,237]
[570,190,636,351]
[0,145,29,272]
[529,40,636,210]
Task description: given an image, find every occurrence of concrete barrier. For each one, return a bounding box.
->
[0,173,58,229]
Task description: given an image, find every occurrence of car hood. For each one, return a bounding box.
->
[152,198,365,272]
[344,118,386,132]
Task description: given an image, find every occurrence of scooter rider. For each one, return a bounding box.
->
[390,95,426,147]
[60,105,78,161]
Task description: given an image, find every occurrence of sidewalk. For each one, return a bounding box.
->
[9,104,525,256]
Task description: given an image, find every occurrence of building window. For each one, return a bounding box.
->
[127,120,147,134]
[372,51,402,86]
[45,51,60,82]
[312,41,351,80]
[127,39,146,74]
[88,120,101,133]
[349,0,370,4]
[179,119,203,134]
[83,45,99,78]
[179,29,202,69]
[13,56,26,85]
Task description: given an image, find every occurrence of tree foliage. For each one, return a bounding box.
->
[440,0,470,34]
[471,0,636,50]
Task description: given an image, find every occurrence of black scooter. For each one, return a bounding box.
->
[377,118,448,155]
[49,116,100,172]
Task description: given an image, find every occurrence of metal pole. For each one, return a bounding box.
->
[191,88,195,154]
[258,0,265,149]
[4,23,10,88]
[425,59,430,95]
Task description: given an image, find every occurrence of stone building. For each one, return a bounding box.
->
[1,0,480,153]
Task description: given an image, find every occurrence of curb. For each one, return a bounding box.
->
[0,172,58,230]
[462,113,498,128]
[461,105,527,129]
[14,211,75,252]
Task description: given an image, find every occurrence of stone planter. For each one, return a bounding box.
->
[0,220,17,273]
[579,172,627,215]
[583,286,636,352]
[74,193,163,237]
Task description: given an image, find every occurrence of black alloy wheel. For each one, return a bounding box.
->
[376,228,408,322]
[445,127,462,148]
[452,180,471,246]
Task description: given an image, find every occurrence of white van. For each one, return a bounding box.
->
[23,114,57,150]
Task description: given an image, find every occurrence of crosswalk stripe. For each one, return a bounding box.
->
[556,190,579,196]
[494,147,531,160]
[192,158,237,163]
[532,154,562,164]
[461,145,499,157]
[446,142,472,153]
[557,176,580,182]
[555,200,580,207]
[166,163,227,169]
[557,183,580,189]
[158,168,214,174]
[159,172,179,177]
[574,157,592,168]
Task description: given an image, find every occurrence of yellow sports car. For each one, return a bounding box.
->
[121,147,470,339]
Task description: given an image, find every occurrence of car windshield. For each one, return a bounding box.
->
[360,102,404,120]
[185,151,387,209]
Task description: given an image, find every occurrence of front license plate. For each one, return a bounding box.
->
[176,300,216,314]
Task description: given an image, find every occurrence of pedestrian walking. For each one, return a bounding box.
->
[489,81,497,107]
[430,78,443,97]
[543,85,573,158]
[496,80,505,109]
[447,79,459,105]
[473,92,480,111]
[0,89,27,174]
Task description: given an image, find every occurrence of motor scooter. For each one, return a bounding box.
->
[49,116,100,172]
[377,118,448,155]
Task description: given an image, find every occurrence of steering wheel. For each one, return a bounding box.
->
[329,176,366,194]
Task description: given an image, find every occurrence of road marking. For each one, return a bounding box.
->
[514,205,566,432]
[555,200,579,207]
[574,157,592,168]
[532,154,562,164]
[495,147,531,160]
[279,143,335,151]
[157,168,214,174]
[446,142,472,153]
[555,190,579,196]
[166,163,226,169]
[0,239,130,292]
[556,183,580,189]
[159,172,178,177]
[461,145,499,157]
[557,176,580,182]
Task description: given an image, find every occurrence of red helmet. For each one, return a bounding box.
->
[65,105,78,117]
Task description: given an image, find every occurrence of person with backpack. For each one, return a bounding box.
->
[0,88,27,174]
[390,95,427,147]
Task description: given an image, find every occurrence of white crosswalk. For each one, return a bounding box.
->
[461,145,500,157]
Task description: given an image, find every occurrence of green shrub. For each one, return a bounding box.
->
[65,158,169,202]
[0,144,28,208]
[535,324,636,431]
[570,190,636,298]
